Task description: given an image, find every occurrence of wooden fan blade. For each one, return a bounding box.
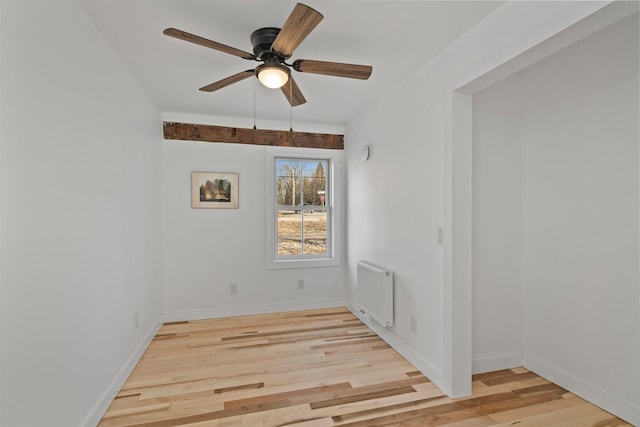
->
[271,4,323,58]
[280,76,306,106]
[293,59,372,80]
[199,70,255,92]
[164,28,255,60]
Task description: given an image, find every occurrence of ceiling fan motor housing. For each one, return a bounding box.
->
[250,27,284,61]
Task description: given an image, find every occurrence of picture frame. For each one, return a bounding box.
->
[191,172,239,209]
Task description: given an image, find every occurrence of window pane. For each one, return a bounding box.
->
[300,160,327,206]
[276,159,328,208]
[277,210,302,256]
[276,159,302,206]
[303,210,327,255]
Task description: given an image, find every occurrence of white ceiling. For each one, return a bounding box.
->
[80,1,503,127]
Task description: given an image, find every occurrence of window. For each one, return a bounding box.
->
[266,151,340,268]
[276,157,330,258]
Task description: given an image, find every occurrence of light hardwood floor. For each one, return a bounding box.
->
[99,307,631,426]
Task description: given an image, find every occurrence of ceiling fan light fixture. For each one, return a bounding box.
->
[256,63,290,89]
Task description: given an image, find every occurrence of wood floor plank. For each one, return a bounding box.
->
[98,308,633,427]
[224,382,353,409]
[488,393,584,424]
[489,401,608,426]
[330,395,447,423]
[100,403,171,420]
[436,416,497,427]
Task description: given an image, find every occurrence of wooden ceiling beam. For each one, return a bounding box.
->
[163,122,344,150]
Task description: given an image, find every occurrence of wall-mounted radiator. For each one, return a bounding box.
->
[357,261,394,327]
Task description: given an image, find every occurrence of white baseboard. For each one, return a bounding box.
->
[80,312,165,427]
[346,303,446,394]
[472,351,522,374]
[164,297,346,322]
[523,352,640,426]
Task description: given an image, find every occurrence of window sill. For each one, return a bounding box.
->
[267,257,340,269]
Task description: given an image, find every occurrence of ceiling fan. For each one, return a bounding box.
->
[163,3,373,107]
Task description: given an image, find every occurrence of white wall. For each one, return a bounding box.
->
[162,114,346,321]
[521,13,639,420]
[0,2,163,426]
[346,78,446,386]
[471,13,639,423]
[345,0,631,399]
[471,75,523,374]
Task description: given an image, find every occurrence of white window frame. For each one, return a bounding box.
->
[266,148,341,269]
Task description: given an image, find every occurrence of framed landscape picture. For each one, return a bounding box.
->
[191,172,239,209]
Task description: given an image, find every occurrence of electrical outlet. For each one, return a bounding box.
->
[297,279,304,290]
[410,315,417,333]
[437,226,444,246]
[230,283,238,295]
[134,312,139,330]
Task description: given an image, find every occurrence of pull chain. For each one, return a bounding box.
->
[289,78,293,133]
[253,78,257,130]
